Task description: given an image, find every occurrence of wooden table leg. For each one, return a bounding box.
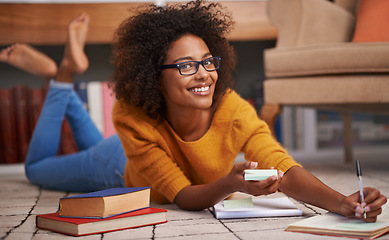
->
[260,104,282,137]
[341,112,353,163]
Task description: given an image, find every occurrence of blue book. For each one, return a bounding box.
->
[59,187,151,219]
[74,79,89,111]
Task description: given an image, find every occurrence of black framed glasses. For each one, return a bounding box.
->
[161,56,221,76]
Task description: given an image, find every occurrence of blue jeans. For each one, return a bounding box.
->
[25,81,126,192]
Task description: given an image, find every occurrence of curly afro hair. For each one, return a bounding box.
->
[111,0,237,120]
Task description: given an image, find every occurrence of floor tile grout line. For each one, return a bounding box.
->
[2,187,42,240]
[299,201,322,215]
[155,232,237,239]
[151,224,156,240]
[207,208,243,240]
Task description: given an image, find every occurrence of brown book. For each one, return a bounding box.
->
[36,208,167,237]
[59,187,151,218]
[0,89,5,164]
[13,85,30,162]
[59,119,78,155]
[27,85,46,136]
[0,88,18,164]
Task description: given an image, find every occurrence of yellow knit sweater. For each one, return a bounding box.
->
[113,90,300,203]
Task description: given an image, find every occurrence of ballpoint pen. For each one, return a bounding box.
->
[356,160,366,219]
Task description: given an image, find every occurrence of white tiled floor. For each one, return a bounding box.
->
[1,153,389,240]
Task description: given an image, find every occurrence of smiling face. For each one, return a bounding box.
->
[160,34,218,113]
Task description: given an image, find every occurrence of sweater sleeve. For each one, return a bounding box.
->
[231,96,301,173]
[112,101,191,203]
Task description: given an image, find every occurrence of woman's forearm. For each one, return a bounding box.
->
[279,166,345,214]
[173,175,233,210]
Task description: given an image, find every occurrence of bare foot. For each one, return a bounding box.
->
[0,45,15,62]
[0,44,57,81]
[59,13,90,81]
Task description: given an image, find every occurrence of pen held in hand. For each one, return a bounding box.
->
[356,160,366,219]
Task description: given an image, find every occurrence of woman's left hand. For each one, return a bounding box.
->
[340,187,387,222]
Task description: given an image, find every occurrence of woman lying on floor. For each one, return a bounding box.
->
[1,0,385,222]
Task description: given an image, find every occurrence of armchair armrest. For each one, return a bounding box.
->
[268,0,355,47]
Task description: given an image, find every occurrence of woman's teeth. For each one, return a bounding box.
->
[189,86,210,92]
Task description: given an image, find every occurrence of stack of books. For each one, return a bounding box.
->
[36,187,167,237]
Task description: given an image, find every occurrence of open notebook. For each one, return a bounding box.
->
[212,196,302,219]
[285,203,389,240]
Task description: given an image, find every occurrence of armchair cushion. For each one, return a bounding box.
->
[268,0,355,47]
[352,0,389,42]
[264,42,389,78]
[264,75,389,105]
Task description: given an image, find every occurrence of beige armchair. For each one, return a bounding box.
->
[260,0,389,162]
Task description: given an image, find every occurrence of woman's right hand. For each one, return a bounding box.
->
[226,161,283,197]
[174,161,284,211]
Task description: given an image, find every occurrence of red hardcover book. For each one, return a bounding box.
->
[36,207,167,237]
[27,85,46,136]
[0,88,18,163]
[13,85,30,162]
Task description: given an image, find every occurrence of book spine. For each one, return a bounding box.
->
[87,81,104,135]
[75,80,89,111]
[59,120,79,155]
[27,86,46,136]
[13,85,30,162]
[0,88,19,164]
